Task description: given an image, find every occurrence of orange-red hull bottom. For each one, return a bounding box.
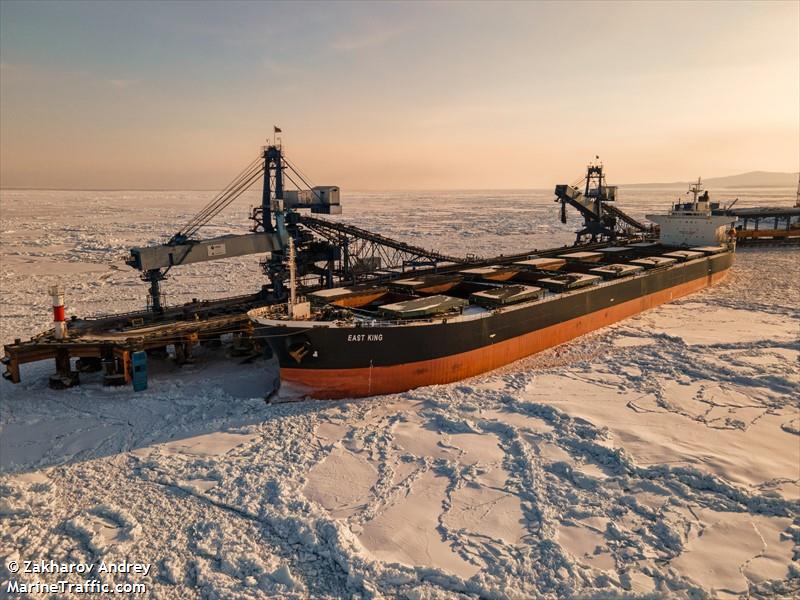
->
[281,269,729,399]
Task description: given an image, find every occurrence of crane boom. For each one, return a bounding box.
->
[127,232,282,271]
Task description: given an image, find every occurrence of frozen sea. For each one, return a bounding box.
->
[0,187,798,599]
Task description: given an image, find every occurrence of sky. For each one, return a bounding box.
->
[1,0,798,190]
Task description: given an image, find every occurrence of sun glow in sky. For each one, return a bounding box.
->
[1,0,798,190]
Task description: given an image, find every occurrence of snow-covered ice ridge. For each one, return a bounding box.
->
[1,188,798,599]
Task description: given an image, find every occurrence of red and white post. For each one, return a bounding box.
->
[48,284,68,340]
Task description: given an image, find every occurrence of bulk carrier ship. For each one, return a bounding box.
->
[250,169,737,398]
[0,148,741,395]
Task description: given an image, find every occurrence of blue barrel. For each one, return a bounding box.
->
[131,351,148,391]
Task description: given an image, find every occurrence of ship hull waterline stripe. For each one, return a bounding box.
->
[279,269,729,399]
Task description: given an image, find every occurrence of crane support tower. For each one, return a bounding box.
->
[555,159,650,244]
[126,137,462,312]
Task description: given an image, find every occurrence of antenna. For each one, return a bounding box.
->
[689,177,702,207]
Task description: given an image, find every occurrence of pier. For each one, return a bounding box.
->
[718,207,800,245]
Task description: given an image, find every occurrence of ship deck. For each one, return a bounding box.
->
[251,243,731,330]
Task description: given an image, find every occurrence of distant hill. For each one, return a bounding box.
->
[625,171,799,189]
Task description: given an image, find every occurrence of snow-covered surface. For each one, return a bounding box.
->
[1,187,798,598]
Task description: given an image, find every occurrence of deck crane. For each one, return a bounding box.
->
[126,139,463,313]
[554,159,650,244]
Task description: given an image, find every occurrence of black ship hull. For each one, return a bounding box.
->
[253,251,733,398]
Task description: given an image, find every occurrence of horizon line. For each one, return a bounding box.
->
[2,184,798,193]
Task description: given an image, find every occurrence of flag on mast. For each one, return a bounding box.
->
[274,125,282,134]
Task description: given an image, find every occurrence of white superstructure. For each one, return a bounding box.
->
[646,178,735,247]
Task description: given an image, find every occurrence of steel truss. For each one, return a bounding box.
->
[297,215,464,285]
